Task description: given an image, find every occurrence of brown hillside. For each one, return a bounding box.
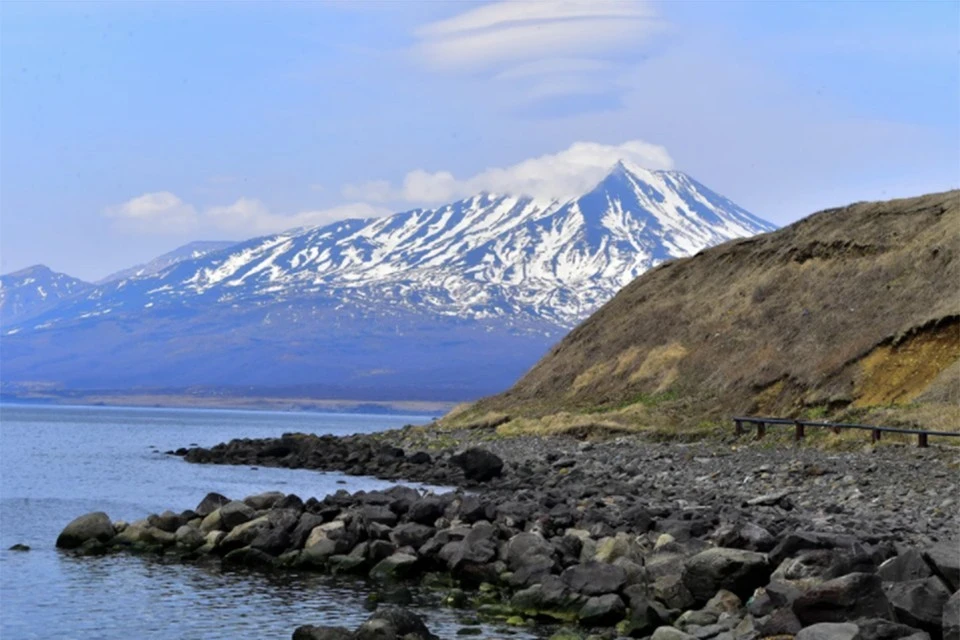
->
[457,190,960,432]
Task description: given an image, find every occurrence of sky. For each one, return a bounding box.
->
[1,0,957,281]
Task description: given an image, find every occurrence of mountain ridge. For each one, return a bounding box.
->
[2,163,775,400]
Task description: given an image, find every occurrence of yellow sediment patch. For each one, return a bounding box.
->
[629,343,688,392]
[855,321,960,407]
[570,361,615,393]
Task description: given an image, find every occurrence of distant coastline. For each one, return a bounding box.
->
[0,391,453,417]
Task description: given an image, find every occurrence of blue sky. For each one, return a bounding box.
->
[2,0,957,281]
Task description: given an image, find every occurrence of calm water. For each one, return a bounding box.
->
[0,404,535,640]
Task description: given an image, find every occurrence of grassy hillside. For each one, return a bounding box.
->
[447,190,960,435]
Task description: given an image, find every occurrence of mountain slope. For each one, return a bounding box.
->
[0,266,91,327]
[98,240,236,284]
[458,190,960,429]
[1,163,775,400]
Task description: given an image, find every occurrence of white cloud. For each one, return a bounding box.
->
[345,139,674,205]
[106,195,390,237]
[105,191,198,233]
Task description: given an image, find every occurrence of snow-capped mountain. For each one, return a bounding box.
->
[0,265,91,326]
[97,240,236,284]
[1,162,774,399]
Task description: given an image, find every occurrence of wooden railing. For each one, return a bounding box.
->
[732,416,960,448]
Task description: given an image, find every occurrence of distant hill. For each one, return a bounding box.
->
[97,240,236,283]
[457,191,959,431]
[0,265,91,327]
[1,162,773,400]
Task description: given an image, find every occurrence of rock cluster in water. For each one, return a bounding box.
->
[58,428,959,640]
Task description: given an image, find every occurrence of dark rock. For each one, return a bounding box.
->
[578,594,626,627]
[654,573,696,611]
[944,591,960,640]
[222,546,277,568]
[390,523,435,549]
[456,495,490,523]
[769,531,857,568]
[854,618,934,640]
[506,532,555,571]
[756,607,802,635]
[369,553,419,581]
[682,547,770,604]
[244,491,286,510]
[292,625,352,640]
[354,607,436,640]
[219,501,257,531]
[561,562,627,596]
[450,448,504,482]
[56,512,115,549]
[511,575,587,619]
[359,505,398,528]
[793,572,894,625]
[290,513,325,549]
[622,590,667,637]
[408,451,432,465]
[8,543,30,551]
[408,496,446,525]
[879,550,933,583]
[194,492,230,517]
[884,576,951,635]
[925,542,960,592]
[148,510,184,533]
[276,494,304,511]
[250,510,299,555]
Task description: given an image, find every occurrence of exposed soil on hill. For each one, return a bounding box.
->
[454,191,960,432]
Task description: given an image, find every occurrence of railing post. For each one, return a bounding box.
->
[871,429,881,444]
[918,433,928,448]
[832,425,841,435]
[735,419,744,436]
[794,420,805,442]
[756,421,766,440]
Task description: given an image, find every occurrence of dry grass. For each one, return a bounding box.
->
[461,191,960,435]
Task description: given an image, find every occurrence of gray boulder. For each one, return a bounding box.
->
[561,562,627,596]
[797,623,860,640]
[291,626,352,640]
[793,572,894,625]
[194,492,230,517]
[578,594,626,627]
[682,547,770,603]
[244,491,286,510]
[449,447,504,482]
[925,542,960,592]
[389,523,435,549]
[369,553,419,581]
[354,607,436,640]
[944,591,960,640]
[884,576,951,634]
[879,550,934,583]
[651,627,696,640]
[56,512,115,549]
[219,500,256,531]
[853,618,933,640]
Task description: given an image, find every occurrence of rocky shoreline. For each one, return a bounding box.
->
[57,427,959,640]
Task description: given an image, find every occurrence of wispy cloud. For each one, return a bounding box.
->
[343,139,673,204]
[415,1,659,71]
[413,0,665,107]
